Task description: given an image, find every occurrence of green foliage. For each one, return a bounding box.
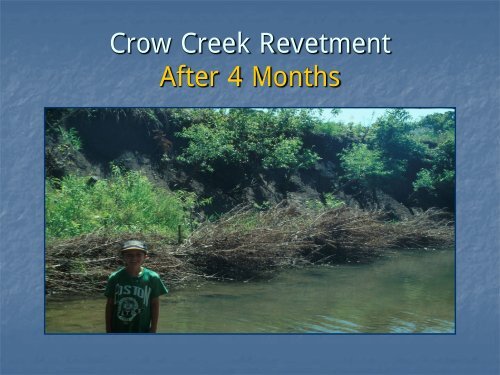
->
[176,108,321,172]
[45,168,196,241]
[176,113,246,172]
[411,112,455,204]
[313,120,373,143]
[305,193,345,210]
[371,109,425,175]
[339,143,390,185]
[413,165,454,195]
[56,127,82,151]
[262,137,319,169]
[175,190,213,229]
[312,120,345,137]
[334,109,455,208]
[45,107,455,218]
[413,169,434,191]
[323,193,345,209]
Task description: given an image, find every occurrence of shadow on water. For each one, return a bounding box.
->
[46,248,454,333]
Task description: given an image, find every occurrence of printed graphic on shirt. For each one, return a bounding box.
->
[117,297,141,322]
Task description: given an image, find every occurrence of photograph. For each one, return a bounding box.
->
[44,107,455,334]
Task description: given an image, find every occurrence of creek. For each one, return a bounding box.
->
[46,248,454,333]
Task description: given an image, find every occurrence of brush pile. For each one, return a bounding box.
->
[45,202,454,296]
[46,233,196,296]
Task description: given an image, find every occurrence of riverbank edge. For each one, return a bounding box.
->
[45,204,454,296]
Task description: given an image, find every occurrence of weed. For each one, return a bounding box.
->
[46,170,197,241]
[57,126,82,151]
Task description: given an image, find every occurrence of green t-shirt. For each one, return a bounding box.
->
[105,267,168,333]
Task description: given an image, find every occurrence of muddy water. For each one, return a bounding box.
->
[46,248,454,333]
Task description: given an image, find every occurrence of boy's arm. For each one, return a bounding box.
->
[105,297,114,333]
[150,297,160,333]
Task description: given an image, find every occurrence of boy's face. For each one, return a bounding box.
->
[121,250,146,268]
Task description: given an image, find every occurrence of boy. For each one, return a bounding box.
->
[105,240,168,333]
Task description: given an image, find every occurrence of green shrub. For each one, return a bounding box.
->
[45,168,195,241]
[339,143,390,186]
[413,169,434,192]
[56,126,82,151]
[262,137,319,169]
[176,108,320,172]
[323,193,345,209]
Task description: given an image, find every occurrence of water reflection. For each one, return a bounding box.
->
[46,248,454,333]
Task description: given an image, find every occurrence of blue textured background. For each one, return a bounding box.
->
[1,1,498,374]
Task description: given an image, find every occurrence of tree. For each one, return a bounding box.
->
[411,111,455,208]
[176,108,321,173]
[339,143,390,188]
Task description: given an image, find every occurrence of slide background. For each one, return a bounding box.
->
[1,1,498,374]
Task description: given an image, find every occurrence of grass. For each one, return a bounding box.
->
[45,168,193,242]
